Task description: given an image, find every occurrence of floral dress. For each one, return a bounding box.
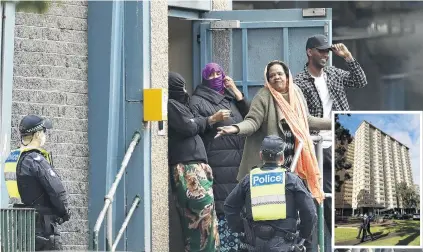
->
[171,162,220,252]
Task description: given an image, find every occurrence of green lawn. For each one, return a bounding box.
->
[335,220,420,246]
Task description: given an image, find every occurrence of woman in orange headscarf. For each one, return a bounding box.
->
[216,60,331,204]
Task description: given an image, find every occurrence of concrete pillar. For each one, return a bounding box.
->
[150,0,169,251]
[211,0,232,74]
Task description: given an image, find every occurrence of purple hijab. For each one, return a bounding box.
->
[202,63,226,94]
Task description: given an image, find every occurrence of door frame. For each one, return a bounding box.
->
[0,2,16,208]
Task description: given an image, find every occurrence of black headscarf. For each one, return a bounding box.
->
[169,72,190,106]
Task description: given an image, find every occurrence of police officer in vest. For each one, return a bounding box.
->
[4,115,70,250]
[223,135,317,251]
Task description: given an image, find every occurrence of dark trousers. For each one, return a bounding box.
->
[322,148,332,252]
[361,226,374,242]
[248,236,295,252]
[305,225,318,251]
[306,203,332,252]
[357,225,364,238]
[300,147,332,252]
[35,214,62,251]
[310,147,332,252]
[322,148,332,236]
[301,145,332,252]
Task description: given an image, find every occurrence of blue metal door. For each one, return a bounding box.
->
[193,9,332,99]
[87,1,151,251]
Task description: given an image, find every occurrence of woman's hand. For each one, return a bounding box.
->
[224,76,243,101]
[223,76,237,91]
[215,125,239,138]
[209,109,231,124]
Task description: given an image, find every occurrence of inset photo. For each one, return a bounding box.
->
[333,112,422,247]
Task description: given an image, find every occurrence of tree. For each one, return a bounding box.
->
[396,182,420,210]
[334,114,353,192]
[1,1,51,13]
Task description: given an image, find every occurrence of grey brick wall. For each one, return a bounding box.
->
[12,2,89,250]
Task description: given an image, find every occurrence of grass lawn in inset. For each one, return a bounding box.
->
[335,220,420,246]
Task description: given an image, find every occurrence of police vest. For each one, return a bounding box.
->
[250,167,287,221]
[4,148,52,204]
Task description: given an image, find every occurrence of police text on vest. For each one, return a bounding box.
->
[252,172,284,187]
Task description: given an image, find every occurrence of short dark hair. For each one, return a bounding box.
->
[262,151,284,163]
[266,61,289,82]
[260,135,286,163]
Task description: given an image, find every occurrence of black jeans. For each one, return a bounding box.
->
[311,146,332,252]
[322,147,332,236]
[299,145,332,252]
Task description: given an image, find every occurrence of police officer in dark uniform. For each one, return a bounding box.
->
[4,115,70,250]
[361,214,374,242]
[223,135,317,251]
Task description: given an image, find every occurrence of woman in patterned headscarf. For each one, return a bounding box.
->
[190,63,250,251]
[169,72,229,251]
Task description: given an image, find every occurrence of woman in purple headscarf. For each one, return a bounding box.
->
[190,63,250,251]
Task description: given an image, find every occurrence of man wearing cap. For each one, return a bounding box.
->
[4,115,70,250]
[223,135,316,252]
[294,34,368,249]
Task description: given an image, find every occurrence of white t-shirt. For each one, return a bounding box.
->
[312,73,333,149]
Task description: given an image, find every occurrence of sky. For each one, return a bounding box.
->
[338,113,421,186]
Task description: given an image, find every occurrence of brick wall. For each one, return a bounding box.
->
[12,2,89,250]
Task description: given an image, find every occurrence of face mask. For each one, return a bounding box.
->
[207,76,224,93]
[170,89,189,105]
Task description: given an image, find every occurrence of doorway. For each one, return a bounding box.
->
[168,17,194,93]
[168,16,195,250]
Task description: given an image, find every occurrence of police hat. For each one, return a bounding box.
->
[19,115,52,136]
[260,135,286,157]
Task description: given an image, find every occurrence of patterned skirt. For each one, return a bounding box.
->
[217,214,243,252]
[171,163,220,252]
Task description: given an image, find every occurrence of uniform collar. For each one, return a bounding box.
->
[262,163,282,169]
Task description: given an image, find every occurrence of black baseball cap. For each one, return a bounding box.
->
[260,135,286,157]
[19,115,52,136]
[306,34,332,50]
